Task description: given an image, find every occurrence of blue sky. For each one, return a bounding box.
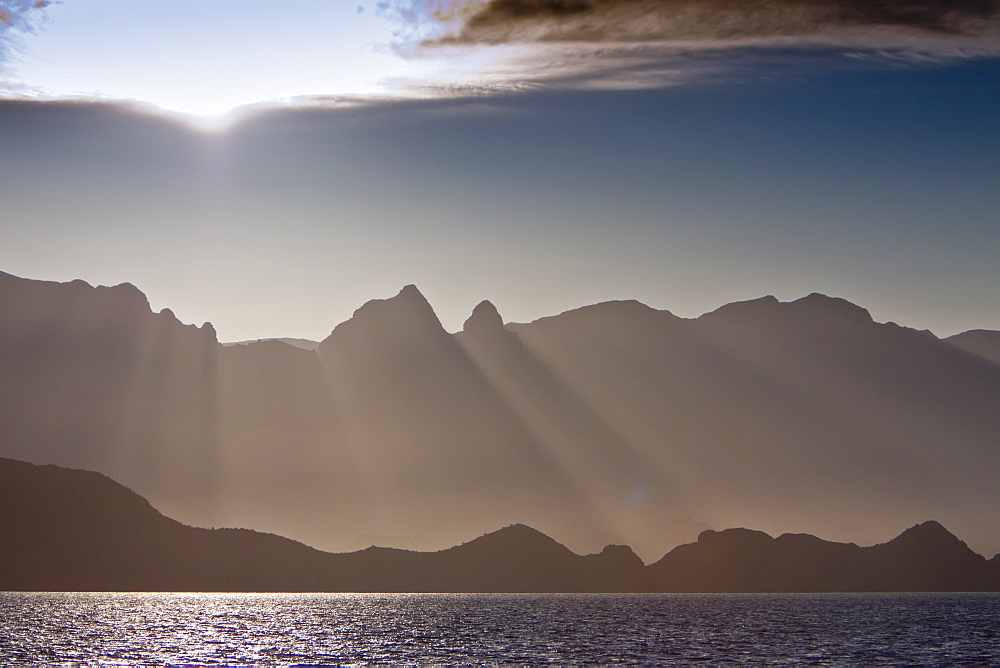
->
[1,0,998,340]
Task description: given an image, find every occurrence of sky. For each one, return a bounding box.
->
[1,0,998,341]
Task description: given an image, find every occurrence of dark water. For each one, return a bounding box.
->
[2,592,999,665]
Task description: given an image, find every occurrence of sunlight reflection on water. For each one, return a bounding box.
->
[1,592,999,664]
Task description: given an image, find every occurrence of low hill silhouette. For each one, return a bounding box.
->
[2,458,998,593]
[0,458,648,592]
[649,521,998,592]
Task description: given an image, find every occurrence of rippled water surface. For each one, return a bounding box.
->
[2,592,999,664]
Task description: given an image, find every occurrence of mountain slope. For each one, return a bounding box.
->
[0,458,650,593]
[506,292,1000,555]
[313,285,590,550]
[0,271,219,521]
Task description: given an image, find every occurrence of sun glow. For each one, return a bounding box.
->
[3,0,443,119]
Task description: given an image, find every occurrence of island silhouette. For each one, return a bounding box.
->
[1,269,999,567]
[2,457,998,592]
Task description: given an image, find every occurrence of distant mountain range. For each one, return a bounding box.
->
[945,329,1000,366]
[2,457,997,592]
[223,337,319,351]
[1,270,998,561]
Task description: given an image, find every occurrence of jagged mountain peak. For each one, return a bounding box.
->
[321,284,444,346]
[458,298,524,361]
[360,284,433,316]
[363,283,433,313]
[464,299,504,333]
[353,284,433,314]
[398,283,424,300]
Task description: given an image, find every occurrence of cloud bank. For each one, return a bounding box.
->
[378,0,1000,98]
[423,0,1000,45]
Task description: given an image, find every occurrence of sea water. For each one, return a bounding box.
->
[2,592,998,664]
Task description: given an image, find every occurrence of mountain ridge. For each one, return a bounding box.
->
[2,457,998,593]
[8,270,992,346]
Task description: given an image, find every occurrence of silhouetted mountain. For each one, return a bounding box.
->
[313,285,585,550]
[460,299,524,363]
[0,458,649,592]
[323,523,650,593]
[0,271,219,521]
[215,338,349,538]
[2,270,999,560]
[509,291,1000,557]
[989,555,1000,585]
[0,456,329,591]
[649,520,997,592]
[946,329,1000,366]
[2,458,996,593]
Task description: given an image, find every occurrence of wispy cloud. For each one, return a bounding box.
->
[0,0,53,68]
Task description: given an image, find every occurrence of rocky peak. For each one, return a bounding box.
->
[463,300,504,334]
[697,527,774,546]
[199,322,218,341]
[696,295,781,323]
[790,293,873,325]
[320,284,445,350]
[592,543,645,567]
[94,282,152,313]
[356,284,436,322]
[887,520,967,551]
[458,299,524,361]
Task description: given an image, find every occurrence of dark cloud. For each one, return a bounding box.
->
[431,0,1000,44]
[370,0,1000,101]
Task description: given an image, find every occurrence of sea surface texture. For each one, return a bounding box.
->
[2,592,999,664]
